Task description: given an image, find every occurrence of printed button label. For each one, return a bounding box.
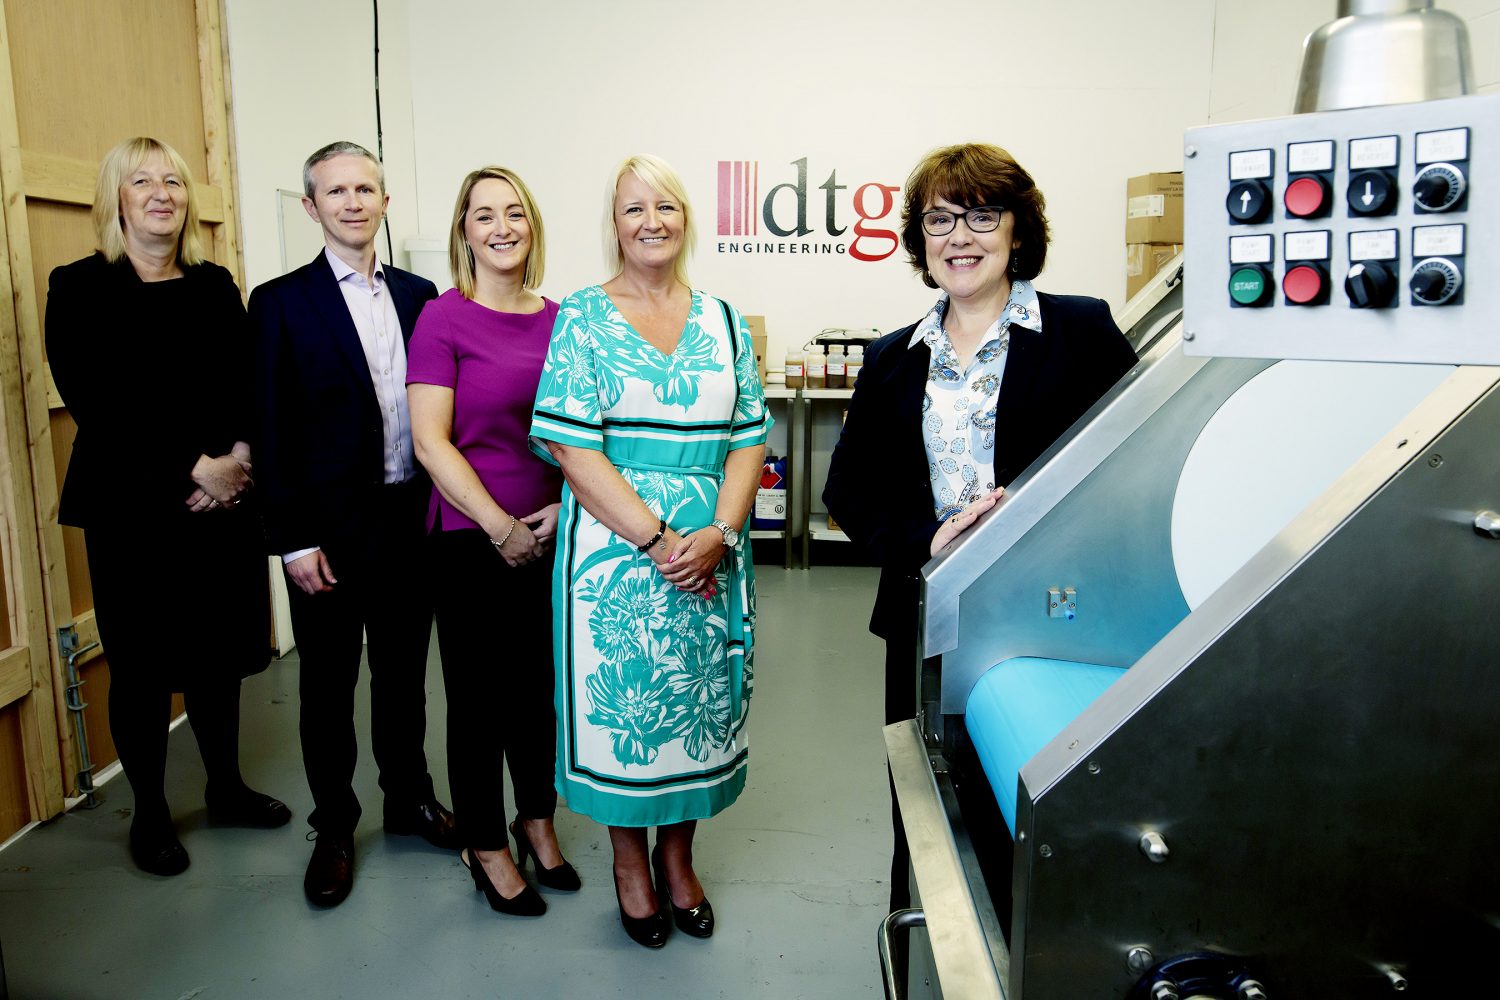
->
[1416,128,1468,164]
[1349,135,1399,169]
[1229,234,1274,264]
[1349,229,1399,261]
[1288,140,1334,173]
[1413,224,1464,257]
[1284,230,1331,261]
[1229,148,1273,180]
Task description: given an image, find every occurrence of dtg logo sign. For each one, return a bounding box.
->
[715,157,901,262]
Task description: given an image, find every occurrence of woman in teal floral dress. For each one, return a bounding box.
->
[530,154,769,948]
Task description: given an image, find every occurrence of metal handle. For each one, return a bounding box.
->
[878,908,926,1000]
[1474,510,1500,539]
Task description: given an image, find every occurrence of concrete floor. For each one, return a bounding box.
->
[0,565,890,1000]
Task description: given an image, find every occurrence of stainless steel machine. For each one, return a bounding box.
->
[883,3,1500,997]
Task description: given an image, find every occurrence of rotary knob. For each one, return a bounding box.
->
[1409,257,1462,305]
[1345,261,1397,308]
[1413,163,1466,213]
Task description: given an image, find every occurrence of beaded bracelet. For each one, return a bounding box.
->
[637,517,667,553]
[491,515,517,550]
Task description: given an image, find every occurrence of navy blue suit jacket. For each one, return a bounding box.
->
[249,250,438,555]
[823,291,1138,643]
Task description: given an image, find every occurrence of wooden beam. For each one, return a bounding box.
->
[45,360,61,410]
[194,0,244,285]
[0,0,67,819]
[21,148,227,223]
[0,646,30,709]
[70,608,100,665]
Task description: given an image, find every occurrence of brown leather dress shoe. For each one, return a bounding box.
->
[383,799,460,850]
[304,832,355,907]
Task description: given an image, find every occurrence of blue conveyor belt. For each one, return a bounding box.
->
[965,657,1128,834]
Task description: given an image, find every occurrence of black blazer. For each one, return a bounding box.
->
[47,253,253,529]
[248,250,438,554]
[823,291,1138,643]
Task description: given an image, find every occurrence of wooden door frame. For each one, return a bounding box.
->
[0,0,244,822]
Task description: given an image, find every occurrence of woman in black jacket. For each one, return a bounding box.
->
[823,143,1137,909]
[47,137,288,876]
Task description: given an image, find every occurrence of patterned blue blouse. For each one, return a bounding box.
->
[910,279,1043,521]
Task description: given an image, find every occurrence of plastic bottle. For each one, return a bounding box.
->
[826,345,846,389]
[805,345,826,389]
[784,348,804,389]
[846,344,864,387]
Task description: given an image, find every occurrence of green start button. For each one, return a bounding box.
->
[1229,266,1269,306]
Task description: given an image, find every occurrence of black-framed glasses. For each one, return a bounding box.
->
[921,206,1007,237]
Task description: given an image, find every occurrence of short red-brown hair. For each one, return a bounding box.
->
[900,143,1050,289]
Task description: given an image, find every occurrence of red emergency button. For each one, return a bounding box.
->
[1283,263,1327,305]
[1284,176,1328,218]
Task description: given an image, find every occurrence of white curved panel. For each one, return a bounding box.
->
[1171,360,1452,608]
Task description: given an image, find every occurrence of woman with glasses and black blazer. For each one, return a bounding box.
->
[822,142,1138,914]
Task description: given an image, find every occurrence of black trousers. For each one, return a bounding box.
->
[286,479,435,835]
[431,528,557,850]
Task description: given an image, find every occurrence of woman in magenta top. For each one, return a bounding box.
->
[407,166,573,917]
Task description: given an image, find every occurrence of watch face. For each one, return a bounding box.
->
[723,527,740,546]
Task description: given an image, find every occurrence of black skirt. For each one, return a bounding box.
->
[85,505,271,689]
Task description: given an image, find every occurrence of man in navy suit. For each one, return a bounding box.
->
[250,141,456,907]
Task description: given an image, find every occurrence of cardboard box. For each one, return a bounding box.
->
[744,314,768,385]
[1126,243,1183,299]
[1125,172,1184,244]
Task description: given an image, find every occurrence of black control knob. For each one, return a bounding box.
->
[1345,261,1396,308]
[1409,257,1462,305]
[1413,163,1466,213]
[1226,180,1271,224]
[1347,170,1395,216]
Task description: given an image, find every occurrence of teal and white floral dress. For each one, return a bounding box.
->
[529,286,771,827]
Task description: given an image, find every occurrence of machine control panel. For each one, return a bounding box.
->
[1184,94,1500,363]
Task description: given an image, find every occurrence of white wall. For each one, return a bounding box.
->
[223,0,419,290]
[224,0,1500,362]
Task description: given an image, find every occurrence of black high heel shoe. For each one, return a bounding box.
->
[510,819,581,892]
[651,845,715,938]
[613,867,669,948]
[462,848,545,916]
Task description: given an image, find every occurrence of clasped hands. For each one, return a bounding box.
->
[185,447,253,514]
[491,503,562,568]
[650,526,724,598]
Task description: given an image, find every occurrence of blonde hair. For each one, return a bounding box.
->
[448,166,547,296]
[605,154,695,286]
[93,137,205,266]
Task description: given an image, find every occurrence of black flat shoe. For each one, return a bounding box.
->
[464,848,545,917]
[384,798,461,850]
[652,845,715,938]
[613,867,669,949]
[206,787,292,829]
[510,820,580,892]
[129,826,189,877]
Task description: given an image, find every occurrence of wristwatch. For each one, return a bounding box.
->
[711,518,740,547]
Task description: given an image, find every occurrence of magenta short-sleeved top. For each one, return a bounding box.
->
[406,288,562,533]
